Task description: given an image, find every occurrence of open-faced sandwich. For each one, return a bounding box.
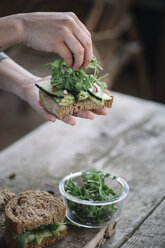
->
[35,57,114,120]
[4,190,67,248]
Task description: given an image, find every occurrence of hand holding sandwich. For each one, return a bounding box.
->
[0,58,108,125]
[0,12,108,125]
[23,76,108,125]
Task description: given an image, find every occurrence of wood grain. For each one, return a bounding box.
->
[0,92,165,247]
[121,199,165,248]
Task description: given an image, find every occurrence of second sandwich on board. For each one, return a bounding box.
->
[4,190,67,248]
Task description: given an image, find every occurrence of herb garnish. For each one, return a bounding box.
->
[46,56,108,93]
[64,170,119,225]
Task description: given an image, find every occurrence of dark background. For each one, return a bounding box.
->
[0,0,165,150]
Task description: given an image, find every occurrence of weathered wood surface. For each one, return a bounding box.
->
[0,92,165,247]
[121,199,165,248]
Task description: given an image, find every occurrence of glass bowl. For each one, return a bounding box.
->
[59,170,129,228]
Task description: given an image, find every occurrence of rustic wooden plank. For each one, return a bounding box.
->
[121,199,165,248]
[0,93,156,193]
[99,110,165,247]
[0,92,165,247]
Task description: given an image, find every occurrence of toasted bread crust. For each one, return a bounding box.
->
[4,229,67,248]
[39,89,114,120]
[0,188,16,212]
[5,190,66,235]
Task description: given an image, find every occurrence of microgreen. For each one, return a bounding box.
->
[64,170,119,224]
[46,56,108,94]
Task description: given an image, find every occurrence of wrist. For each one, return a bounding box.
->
[19,13,35,46]
[13,14,25,45]
[0,14,24,50]
[17,13,29,46]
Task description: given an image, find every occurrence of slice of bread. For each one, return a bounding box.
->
[0,188,16,212]
[39,89,114,120]
[4,229,67,248]
[5,190,66,235]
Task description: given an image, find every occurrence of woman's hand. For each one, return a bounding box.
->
[0,12,93,70]
[22,12,93,70]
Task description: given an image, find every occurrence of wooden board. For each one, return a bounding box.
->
[0,92,165,247]
[121,199,165,248]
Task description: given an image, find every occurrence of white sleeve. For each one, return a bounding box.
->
[0,52,9,61]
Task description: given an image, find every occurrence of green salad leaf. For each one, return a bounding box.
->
[18,231,28,248]
[64,170,119,224]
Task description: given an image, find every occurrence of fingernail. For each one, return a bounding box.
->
[71,120,76,126]
[83,65,87,70]
[73,65,79,71]
[89,115,95,120]
[50,117,56,122]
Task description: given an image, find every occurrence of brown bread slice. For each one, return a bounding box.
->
[39,89,114,120]
[0,188,16,212]
[4,229,67,248]
[5,190,66,235]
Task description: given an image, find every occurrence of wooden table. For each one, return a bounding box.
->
[0,92,165,248]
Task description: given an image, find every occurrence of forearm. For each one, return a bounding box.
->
[0,14,24,51]
[0,57,40,100]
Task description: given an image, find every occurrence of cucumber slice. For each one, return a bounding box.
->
[77,90,89,101]
[88,96,104,107]
[35,80,74,99]
[88,84,111,100]
[52,224,67,237]
[36,229,53,245]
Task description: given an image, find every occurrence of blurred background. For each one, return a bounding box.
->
[0,0,165,150]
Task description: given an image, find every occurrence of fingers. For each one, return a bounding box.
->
[61,110,95,126]
[74,110,95,119]
[73,27,93,69]
[24,12,93,69]
[60,13,93,70]
[62,110,95,126]
[63,32,85,70]
[67,12,91,38]
[68,13,93,69]
[55,41,73,67]
[62,115,76,126]
[36,104,56,122]
[61,108,108,126]
[63,28,93,70]
[92,108,108,115]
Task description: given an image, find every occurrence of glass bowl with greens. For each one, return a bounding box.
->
[59,170,129,228]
